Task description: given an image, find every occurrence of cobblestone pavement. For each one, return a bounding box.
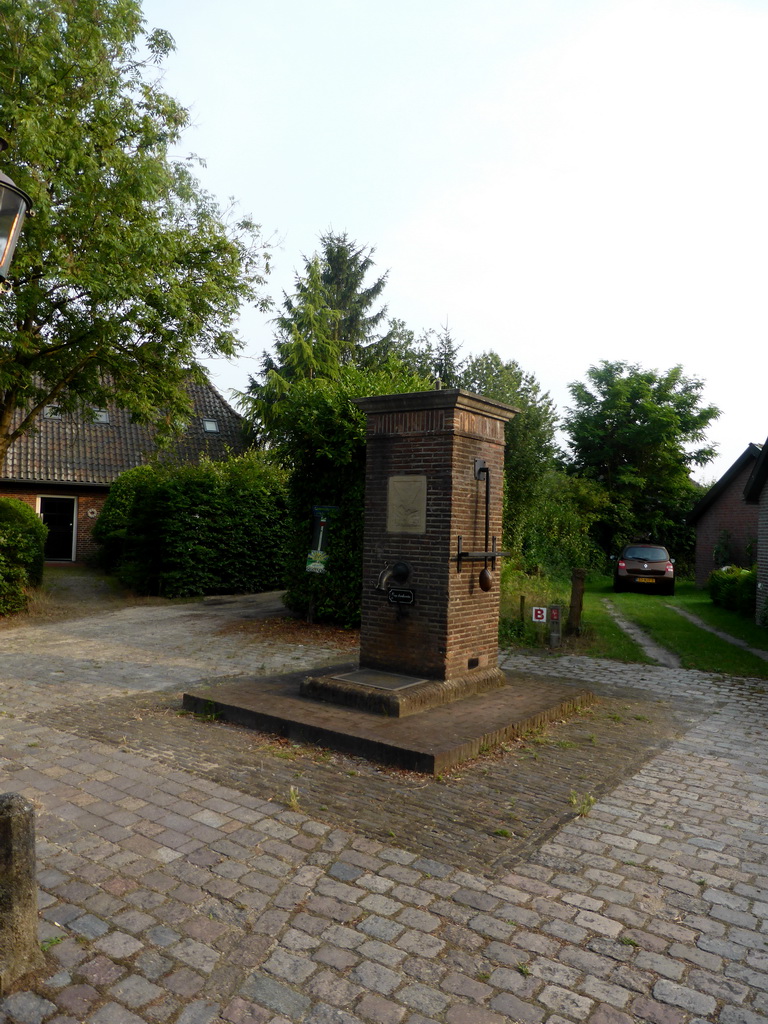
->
[1,600,768,1023]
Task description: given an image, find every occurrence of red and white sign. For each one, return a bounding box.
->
[532,607,547,622]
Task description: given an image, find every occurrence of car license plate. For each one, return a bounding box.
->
[636,577,655,584]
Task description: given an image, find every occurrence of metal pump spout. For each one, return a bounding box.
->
[374,565,394,592]
[374,561,410,592]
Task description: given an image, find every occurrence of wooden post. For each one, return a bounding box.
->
[0,794,43,992]
[566,568,588,636]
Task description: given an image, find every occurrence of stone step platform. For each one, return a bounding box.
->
[183,664,594,773]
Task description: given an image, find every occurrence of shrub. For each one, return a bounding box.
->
[91,464,156,572]
[0,498,47,615]
[708,565,757,616]
[93,453,290,598]
[0,553,29,615]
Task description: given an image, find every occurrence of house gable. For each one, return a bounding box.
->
[688,443,762,588]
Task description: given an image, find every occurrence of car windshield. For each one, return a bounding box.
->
[624,546,668,561]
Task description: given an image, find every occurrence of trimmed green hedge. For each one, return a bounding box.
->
[93,453,289,598]
[708,565,757,616]
[0,497,48,614]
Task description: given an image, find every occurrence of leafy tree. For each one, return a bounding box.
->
[460,351,560,567]
[513,472,607,576]
[0,0,270,462]
[562,361,720,553]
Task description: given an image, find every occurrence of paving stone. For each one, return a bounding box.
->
[538,985,594,1019]
[176,1001,221,1024]
[350,961,403,996]
[220,997,272,1023]
[0,992,58,1024]
[305,969,362,1006]
[488,991,545,1022]
[397,983,450,1016]
[239,973,311,1018]
[89,1003,148,1024]
[55,984,100,1016]
[263,948,317,984]
[93,930,144,959]
[355,992,407,1024]
[652,979,717,1016]
[109,974,165,1008]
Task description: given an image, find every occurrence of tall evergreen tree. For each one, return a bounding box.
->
[318,231,393,360]
[274,231,393,372]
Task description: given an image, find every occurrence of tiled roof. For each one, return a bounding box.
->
[1,381,247,487]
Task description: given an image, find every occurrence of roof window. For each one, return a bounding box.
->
[43,406,62,420]
[202,418,219,433]
[93,409,110,424]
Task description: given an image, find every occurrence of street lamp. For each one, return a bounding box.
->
[0,139,32,282]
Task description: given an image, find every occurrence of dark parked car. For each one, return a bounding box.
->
[613,543,675,595]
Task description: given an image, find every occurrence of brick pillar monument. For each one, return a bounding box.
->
[350,388,516,703]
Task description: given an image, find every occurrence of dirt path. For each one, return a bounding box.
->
[601,598,682,667]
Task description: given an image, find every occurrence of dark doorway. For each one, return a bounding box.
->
[40,497,76,560]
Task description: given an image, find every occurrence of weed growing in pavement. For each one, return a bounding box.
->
[569,790,596,816]
[516,962,531,976]
[40,936,64,951]
[493,828,512,838]
[619,936,639,947]
[288,786,300,811]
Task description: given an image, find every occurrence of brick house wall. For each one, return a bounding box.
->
[692,460,759,587]
[743,438,768,626]
[689,444,762,588]
[0,484,108,563]
[757,488,768,625]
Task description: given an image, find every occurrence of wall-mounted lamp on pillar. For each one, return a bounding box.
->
[0,139,32,283]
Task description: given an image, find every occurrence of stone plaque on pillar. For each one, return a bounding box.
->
[354,389,517,688]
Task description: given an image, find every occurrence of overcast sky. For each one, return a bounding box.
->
[141,0,768,483]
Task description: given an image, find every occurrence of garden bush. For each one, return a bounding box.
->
[0,497,48,614]
[708,565,757,617]
[93,453,289,598]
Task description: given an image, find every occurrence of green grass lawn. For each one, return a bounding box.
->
[500,572,768,678]
[583,577,768,678]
